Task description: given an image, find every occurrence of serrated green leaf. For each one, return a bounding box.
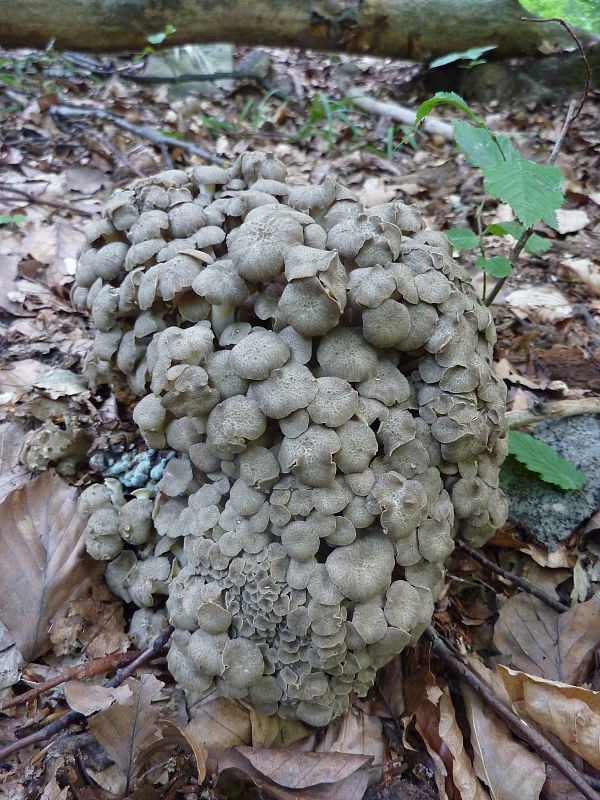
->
[476,255,512,277]
[429,45,497,69]
[446,227,480,249]
[508,430,585,490]
[524,233,552,254]
[484,159,564,228]
[453,120,520,168]
[415,91,477,125]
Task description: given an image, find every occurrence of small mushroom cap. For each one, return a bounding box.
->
[317,328,378,383]
[278,424,341,488]
[307,377,358,427]
[384,580,423,632]
[362,300,411,348]
[227,207,304,282]
[230,330,291,381]
[192,259,249,306]
[334,420,378,474]
[278,277,343,337]
[370,472,428,539]
[239,445,280,488]
[253,363,317,419]
[325,534,395,602]
[206,395,267,454]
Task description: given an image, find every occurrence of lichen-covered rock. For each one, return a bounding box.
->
[74,151,507,726]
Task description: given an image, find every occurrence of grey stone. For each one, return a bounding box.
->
[501,415,600,548]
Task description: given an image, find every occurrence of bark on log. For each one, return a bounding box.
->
[0,0,596,58]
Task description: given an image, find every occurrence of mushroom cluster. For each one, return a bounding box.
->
[74,152,508,726]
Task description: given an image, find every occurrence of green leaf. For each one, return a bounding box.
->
[415,91,477,125]
[446,227,480,249]
[429,45,497,69]
[485,221,524,238]
[508,430,585,490]
[524,233,552,254]
[484,158,564,228]
[476,255,512,278]
[453,120,520,168]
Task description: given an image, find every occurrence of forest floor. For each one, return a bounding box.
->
[0,42,599,800]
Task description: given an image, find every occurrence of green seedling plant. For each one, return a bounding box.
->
[405,92,589,490]
[408,91,565,306]
[134,24,177,62]
[295,92,365,152]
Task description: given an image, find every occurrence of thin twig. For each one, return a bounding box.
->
[426,627,600,800]
[1,650,144,712]
[0,626,173,763]
[456,540,568,612]
[49,103,223,164]
[507,397,600,428]
[522,16,591,120]
[0,183,95,217]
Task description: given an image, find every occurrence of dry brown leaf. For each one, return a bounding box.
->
[64,680,132,715]
[185,695,252,771]
[50,580,130,659]
[461,661,546,800]
[88,674,164,788]
[134,719,208,784]
[561,258,600,296]
[406,666,489,800]
[218,746,372,800]
[493,594,600,684]
[0,359,52,405]
[0,471,103,661]
[316,708,384,785]
[555,209,590,234]
[247,705,310,749]
[499,667,600,770]
[503,287,573,324]
[0,421,30,505]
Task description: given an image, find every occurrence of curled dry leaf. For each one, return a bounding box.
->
[561,258,600,297]
[135,719,208,785]
[503,287,573,324]
[88,674,164,790]
[185,696,252,772]
[0,471,103,661]
[64,680,132,715]
[461,659,546,800]
[217,746,372,800]
[493,593,600,684]
[405,665,489,800]
[499,666,600,771]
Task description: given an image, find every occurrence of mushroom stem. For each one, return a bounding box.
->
[211,303,236,336]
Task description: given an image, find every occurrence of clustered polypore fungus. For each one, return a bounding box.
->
[74,151,508,726]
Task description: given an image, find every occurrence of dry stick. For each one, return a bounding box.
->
[456,540,568,613]
[507,398,600,429]
[1,650,145,712]
[0,183,95,217]
[347,89,455,141]
[0,626,173,763]
[49,103,224,165]
[485,18,591,308]
[425,627,600,800]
